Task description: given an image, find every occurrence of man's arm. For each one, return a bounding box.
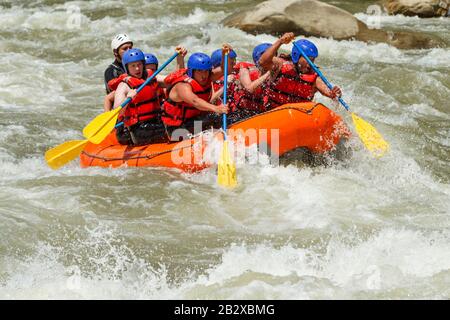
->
[211,87,223,105]
[259,32,294,72]
[175,45,187,70]
[156,75,167,87]
[113,82,130,109]
[171,83,228,114]
[239,68,270,93]
[103,91,115,112]
[315,77,342,99]
[211,43,234,82]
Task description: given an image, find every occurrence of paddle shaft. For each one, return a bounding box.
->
[222,52,229,140]
[292,41,350,111]
[217,51,237,188]
[118,51,179,109]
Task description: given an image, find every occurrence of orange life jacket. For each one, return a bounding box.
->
[117,71,161,127]
[162,68,212,127]
[264,60,318,109]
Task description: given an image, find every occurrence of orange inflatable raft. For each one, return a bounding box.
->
[80,102,350,172]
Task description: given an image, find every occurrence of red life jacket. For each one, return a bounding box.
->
[118,70,161,127]
[109,71,166,100]
[212,62,255,91]
[146,68,166,103]
[107,73,128,92]
[162,68,212,127]
[212,75,237,107]
[212,62,265,112]
[234,61,256,72]
[264,60,318,108]
[212,78,224,93]
[232,62,265,112]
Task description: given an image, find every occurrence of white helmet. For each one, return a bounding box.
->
[111,34,133,51]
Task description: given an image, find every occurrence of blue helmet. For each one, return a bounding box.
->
[210,49,237,68]
[187,52,212,77]
[122,48,145,72]
[144,53,158,67]
[252,43,271,66]
[292,39,318,64]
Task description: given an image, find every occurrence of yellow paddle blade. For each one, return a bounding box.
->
[45,140,88,170]
[217,141,237,188]
[82,107,121,144]
[351,113,389,158]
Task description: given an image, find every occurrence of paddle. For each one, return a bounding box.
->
[83,51,180,144]
[292,41,389,157]
[45,51,179,170]
[45,122,123,170]
[45,140,88,170]
[217,51,237,187]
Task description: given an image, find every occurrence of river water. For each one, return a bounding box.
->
[0,0,449,299]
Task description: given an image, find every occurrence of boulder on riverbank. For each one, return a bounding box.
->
[383,0,449,18]
[222,0,444,49]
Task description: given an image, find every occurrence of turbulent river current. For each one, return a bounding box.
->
[0,0,449,299]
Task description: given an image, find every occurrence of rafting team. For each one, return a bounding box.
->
[103,32,342,146]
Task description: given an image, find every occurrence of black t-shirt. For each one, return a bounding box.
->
[104,60,126,93]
